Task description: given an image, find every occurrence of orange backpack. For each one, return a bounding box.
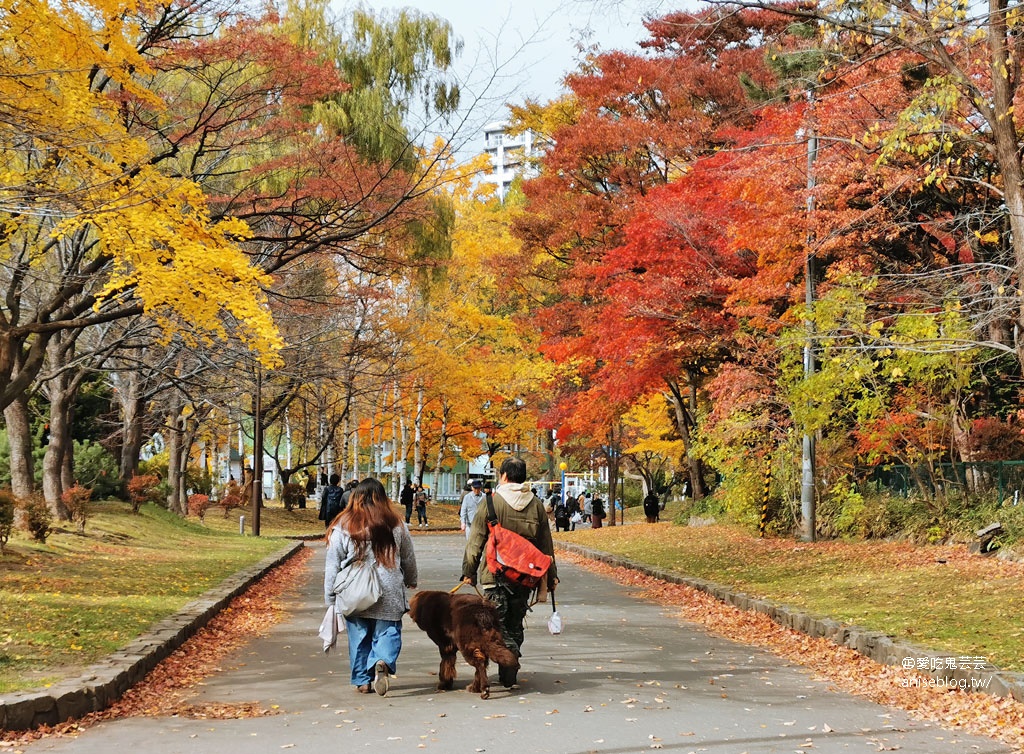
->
[484,494,552,589]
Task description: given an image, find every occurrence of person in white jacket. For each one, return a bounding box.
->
[324,478,417,696]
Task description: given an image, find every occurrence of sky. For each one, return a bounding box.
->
[339,0,673,153]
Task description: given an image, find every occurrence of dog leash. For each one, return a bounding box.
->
[450,580,485,599]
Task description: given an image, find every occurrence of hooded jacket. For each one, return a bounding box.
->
[462,482,558,589]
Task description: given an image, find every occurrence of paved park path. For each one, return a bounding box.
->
[21,534,1013,754]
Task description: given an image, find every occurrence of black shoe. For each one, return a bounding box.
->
[498,664,518,689]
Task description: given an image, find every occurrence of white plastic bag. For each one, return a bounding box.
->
[547,610,563,635]
[319,605,338,653]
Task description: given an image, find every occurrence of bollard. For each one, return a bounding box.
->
[239,515,246,535]
[759,456,771,538]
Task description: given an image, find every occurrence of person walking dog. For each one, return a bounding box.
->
[462,457,558,689]
[324,478,418,696]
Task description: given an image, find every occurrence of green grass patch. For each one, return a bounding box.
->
[558,522,1024,672]
[0,500,287,693]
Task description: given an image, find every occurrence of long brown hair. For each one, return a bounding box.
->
[326,478,403,568]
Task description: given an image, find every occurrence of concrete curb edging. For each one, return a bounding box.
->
[556,541,1024,703]
[0,541,305,732]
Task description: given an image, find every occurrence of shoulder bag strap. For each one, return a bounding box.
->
[485,492,498,525]
[472,493,497,572]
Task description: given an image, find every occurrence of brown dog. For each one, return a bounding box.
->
[408,590,520,699]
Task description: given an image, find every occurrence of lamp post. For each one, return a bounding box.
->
[559,462,567,510]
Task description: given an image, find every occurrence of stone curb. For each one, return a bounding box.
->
[0,541,305,732]
[556,541,1024,703]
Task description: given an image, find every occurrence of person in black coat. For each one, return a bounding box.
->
[400,480,415,524]
[643,491,660,523]
[319,473,344,527]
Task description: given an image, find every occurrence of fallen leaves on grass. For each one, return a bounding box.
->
[562,551,1024,753]
[1,547,313,747]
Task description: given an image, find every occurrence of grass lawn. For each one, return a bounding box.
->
[0,500,289,693]
[558,521,1024,671]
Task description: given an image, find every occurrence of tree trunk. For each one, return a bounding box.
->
[391,382,400,499]
[41,332,85,518]
[4,394,34,499]
[42,385,74,519]
[982,0,1024,377]
[120,396,145,482]
[413,384,424,484]
[606,445,619,528]
[114,367,147,482]
[339,413,348,482]
[399,386,409,485]
[665,380,705,499]
[350,414,359,479]
[166,398,186,514]
[542,428,554,482]
[432,401,448,498]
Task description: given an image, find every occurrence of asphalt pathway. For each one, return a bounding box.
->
[21,533,1012,754]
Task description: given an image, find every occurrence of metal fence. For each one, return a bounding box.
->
[862,461,1024,505]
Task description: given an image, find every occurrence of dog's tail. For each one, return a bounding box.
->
[485,638,519,668]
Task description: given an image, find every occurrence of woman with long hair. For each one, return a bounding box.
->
[324,478,417,696]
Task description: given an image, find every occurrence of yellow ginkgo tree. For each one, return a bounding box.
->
[0,0,282,417]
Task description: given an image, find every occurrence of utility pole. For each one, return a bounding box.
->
[800,92,818,542]
[252,366,263,537]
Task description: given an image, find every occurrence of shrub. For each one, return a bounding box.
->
[188,493,211,521]
[185,466,214,496]
[282,483,305,512]
[72,440,121,499]
[61,484,92,534]
[20,496,52,543]
[817,478,879,539]
[127,474,161,514]
[0,489,15,552]
[220,480,243,517]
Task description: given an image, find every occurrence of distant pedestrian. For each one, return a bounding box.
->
[591,496,606,528]
[400,480,415,524]
[319,473,344,528]
[643,491,660,523]
[553,495,570,532]
[460,480,486,539]
[340,478,359,510]
[415,484,429,527]
[567,493,581,531]
[324,478,417,696]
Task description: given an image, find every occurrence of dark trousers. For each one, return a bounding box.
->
[485,581,532,657]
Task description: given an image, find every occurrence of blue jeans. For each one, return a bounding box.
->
[344,617,403,686]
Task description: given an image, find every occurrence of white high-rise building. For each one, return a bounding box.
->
[481,121,538,201]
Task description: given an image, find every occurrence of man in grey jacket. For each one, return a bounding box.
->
[462,457,558,689]
[459,479,486,539]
